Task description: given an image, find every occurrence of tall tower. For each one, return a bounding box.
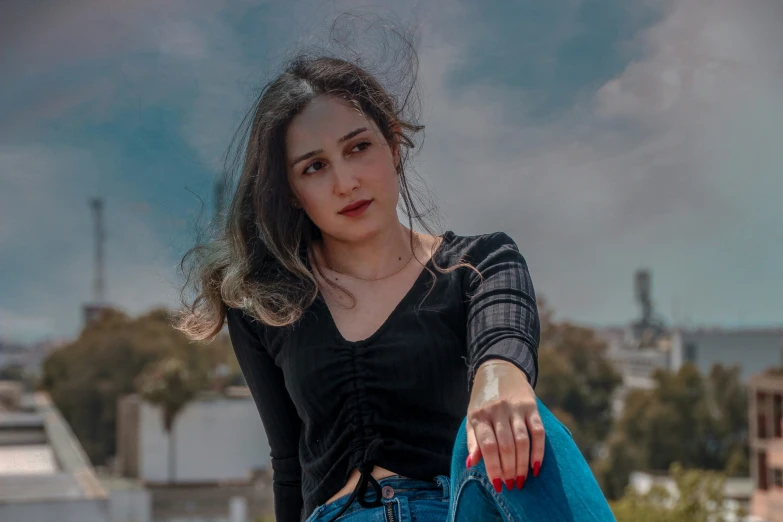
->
[635,270,652,326]
[83,198,110,326]
[631,269,667,348]
[91,198,106,304]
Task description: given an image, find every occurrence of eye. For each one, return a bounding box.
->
[351,141,371,153]
[303,160,326,175]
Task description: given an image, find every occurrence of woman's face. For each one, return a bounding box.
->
[285,95,400,243]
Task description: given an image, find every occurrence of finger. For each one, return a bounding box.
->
[510,413,530,489]
[466,421,482,468]
[526,409,546,478]
[474,420,503,493]
[494,418,517,491]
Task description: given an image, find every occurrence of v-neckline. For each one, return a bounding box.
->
[316,231,452,345]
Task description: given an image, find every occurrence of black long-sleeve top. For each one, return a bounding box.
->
[226,231,540,522]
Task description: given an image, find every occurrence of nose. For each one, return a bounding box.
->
[332,162,360,196]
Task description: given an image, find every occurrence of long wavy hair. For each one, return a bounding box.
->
[175,21,474,341]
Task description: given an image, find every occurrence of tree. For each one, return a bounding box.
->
[706,364,749,476]
[535,297,623,461]
[597,363,748,498]
[611,463,744,522]
[40,307,238,465]
[137,357,199,482]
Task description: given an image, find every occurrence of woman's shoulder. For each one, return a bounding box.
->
[437,230,520,263]
[225,303,269,338]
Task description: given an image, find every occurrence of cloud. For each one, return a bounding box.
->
[1,0,228,77]
[0,143,182,342]
[413,0,783,324]
[2,0,782,343]
[0,0,267,342]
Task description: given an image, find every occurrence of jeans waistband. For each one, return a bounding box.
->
[312,475,450,521]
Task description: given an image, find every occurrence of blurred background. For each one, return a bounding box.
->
[1,1,782,521]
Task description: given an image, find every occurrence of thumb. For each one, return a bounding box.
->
[466,423,482,468]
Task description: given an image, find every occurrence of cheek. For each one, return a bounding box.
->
[364,153,400,193]
[299,187,329,215]
[293,182,335,227]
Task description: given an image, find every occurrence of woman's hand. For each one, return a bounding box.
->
[466,360,545,493]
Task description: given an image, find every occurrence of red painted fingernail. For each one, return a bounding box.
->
[466,455,472,468]
[516,475,526,489]
[492,478,502,493]
[533,461,541,477]
[505,479,514,491]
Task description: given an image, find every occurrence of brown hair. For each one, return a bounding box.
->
[175,19,475,341]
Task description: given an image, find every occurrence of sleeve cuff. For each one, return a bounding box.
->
[271,455,302,487]
[469,338,538,391]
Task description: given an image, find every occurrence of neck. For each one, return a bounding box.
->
[319,223,419,280]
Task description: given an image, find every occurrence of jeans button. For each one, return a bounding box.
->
[382,485,394,499]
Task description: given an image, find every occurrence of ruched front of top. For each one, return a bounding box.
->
[226,231,540,522]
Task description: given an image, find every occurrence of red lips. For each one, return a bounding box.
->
[339,199,372,214]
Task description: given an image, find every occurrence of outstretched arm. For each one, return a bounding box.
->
[464,232,543,494]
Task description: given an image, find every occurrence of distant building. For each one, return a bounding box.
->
[671,328,783,383]
[749,371,783,521]
[115,387,274,522]
[599,271,783,411]
[599,325,783,417]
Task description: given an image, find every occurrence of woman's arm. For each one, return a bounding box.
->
[463,232,544,493]
[226,307,303,522]
[464,231,540,390]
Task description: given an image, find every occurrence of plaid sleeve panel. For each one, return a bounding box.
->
[464,232,540,392]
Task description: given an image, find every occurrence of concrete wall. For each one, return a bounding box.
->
[0,498,108,522]
[137,396,271,483]
[108,488,151,522]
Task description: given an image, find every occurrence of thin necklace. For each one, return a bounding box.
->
[321,238,420,282]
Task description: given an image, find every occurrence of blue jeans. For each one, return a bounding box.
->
[305,399,616,521]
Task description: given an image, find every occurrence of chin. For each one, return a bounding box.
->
[323,219,386,244]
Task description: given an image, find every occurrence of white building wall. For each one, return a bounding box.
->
[138,396,271,483]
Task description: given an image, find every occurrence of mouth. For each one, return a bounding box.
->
[339,199,373,215]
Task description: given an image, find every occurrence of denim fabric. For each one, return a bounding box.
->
[305,399,616,522]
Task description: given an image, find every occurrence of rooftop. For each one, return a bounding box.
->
[0,383,107,505]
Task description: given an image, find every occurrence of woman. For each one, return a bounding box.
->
[177,50,614,522]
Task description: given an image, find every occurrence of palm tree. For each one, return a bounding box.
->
[137,357,198,483]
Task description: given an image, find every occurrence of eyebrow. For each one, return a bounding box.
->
[289,127,369,167]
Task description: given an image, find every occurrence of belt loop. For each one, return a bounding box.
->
[436,475,451,499]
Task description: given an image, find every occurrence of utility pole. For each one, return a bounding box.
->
[83,198,109,326]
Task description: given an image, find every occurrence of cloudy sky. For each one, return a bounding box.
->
[2,0,782,343]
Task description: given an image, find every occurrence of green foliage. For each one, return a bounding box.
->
[535,298,623,461]
[137,357,199,432]
[596,363,748,498]
[40,307,239,465]
[592,431,645,500]
[611,463,743,522]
